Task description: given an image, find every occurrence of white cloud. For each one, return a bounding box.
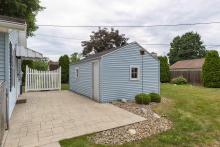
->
[27,0,220,61]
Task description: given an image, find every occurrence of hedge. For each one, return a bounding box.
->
[59,55,70,83]
[149,93,161,103]
[158,56,170,83]
[202,50,220,88]
[135,93,151,104]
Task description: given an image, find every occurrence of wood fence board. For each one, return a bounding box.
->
[170,70,202,85]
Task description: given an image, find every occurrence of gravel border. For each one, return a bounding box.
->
[88,98,172,145]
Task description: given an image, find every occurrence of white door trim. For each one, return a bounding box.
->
[92,60,99,101]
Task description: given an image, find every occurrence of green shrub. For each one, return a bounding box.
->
[135,93,151,104]
[149,93,161,103]
[22,60,33,85]
[171,76,187,85]
[202,50,220,88]
[59,55,70,83]
[32,60,48,71]
[158,56,170,83]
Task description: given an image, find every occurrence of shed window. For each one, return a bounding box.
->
[75,67,79,79]
[130,65,139,80]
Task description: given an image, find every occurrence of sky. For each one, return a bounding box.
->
[27,0,220,61]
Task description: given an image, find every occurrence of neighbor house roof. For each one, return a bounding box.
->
[48,61,59,65]
[16,46,43,59]
[0,15,26,31]
[48,61,59,70]
[71,42,158,65]
[170,58,205,70]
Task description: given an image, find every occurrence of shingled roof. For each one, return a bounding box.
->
[72,42,134,64]
[0,15,25,24]
[71,42,158,65]
[75,45,121,64]
[170,58,205,70]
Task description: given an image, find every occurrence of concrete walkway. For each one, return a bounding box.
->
[4,91,145,147]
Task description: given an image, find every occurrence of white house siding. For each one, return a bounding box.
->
[9,30,19,46]
[100,42,160,102]
[0,32,5,81]
[69,62,93,98]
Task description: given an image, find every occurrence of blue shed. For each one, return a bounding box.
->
[69,42,160,102]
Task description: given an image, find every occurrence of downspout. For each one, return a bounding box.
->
[158,60,160,94]
[142,54,144,93]
[99,57,102,103]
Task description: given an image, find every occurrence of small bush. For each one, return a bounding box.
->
[135,93,151,104]
[150,93,161,103]
[171,76,187,85]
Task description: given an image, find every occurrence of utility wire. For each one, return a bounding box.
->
[141,43,220,47]
[37,21,220,28]
[33,34,220,47]
[34,33,83,40]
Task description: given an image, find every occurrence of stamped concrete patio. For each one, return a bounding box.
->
[4,91,145,147]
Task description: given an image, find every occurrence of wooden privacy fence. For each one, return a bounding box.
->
[170,70,202,85]
[25,66,61,92]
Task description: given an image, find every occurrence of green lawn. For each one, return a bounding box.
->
[60,84,220,147]
[61,83,69,90]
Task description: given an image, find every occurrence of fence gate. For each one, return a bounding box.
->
[25,66,61,92]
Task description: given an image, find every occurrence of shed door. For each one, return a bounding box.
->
[93,61,99,101]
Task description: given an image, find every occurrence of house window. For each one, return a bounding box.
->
[75,67,79,79]
[130,65,139,80]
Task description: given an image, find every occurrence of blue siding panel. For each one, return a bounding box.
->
[7,30,19,118]
[69,42,160,103]
[100,42,159,102]
[69,62,93,98]
[0,32,5,81]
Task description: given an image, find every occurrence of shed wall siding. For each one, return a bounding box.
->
[69,62,93,98]
[0,32,5,81]
[100,43,159,102]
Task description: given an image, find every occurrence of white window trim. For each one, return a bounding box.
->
[130,65,140,80]
[75,67,79,79]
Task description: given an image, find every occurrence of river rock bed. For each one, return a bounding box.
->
[88,99,172,145]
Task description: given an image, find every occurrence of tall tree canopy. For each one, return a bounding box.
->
[81,28,129,56]
[0,0,44,36]
[70,52,80,63]
[168,32,206,64]
[59,55,69,83]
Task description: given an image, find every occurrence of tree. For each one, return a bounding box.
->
[158,56,170,82]
[81,28,129,56]
[32,60,48,71]
[0,0,44,36]
[70,52,80,63]
[202,50,220,88]
[21,60,33,85]
[168,32,206,64]
[59,55,69,83]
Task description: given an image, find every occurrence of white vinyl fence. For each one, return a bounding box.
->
[25,66,61,92]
